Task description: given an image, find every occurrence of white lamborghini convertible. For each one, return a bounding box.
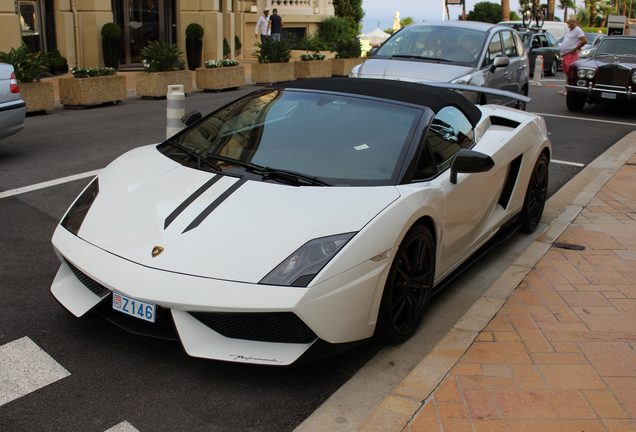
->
[50,78,550,365]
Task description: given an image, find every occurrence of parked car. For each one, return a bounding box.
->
[579,33,606,58]
[520,28,562,76]
[0,62,26,141]
[350,21,530,108]
[499,20,569,40]
[50,78,550,366]
[566,35,636,111]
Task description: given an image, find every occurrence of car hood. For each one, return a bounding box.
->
[578,55,636,68]
[76,145,401,283]
[356,58,475,82]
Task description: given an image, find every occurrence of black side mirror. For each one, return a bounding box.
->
[450,148,495,184]
[182,111,202,126]
[368,47,378,56]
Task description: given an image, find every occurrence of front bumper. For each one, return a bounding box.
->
[566,83,634,102]
[50,226,390,365]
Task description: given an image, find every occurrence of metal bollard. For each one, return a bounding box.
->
[530,55,544,87]
[166,84,185,139]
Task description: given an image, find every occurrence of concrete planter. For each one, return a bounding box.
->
[195,66,245,91]
[290,50,336,61]
[135,70,193,98]
[331,58,364,76]
[294,60,332,79]
[251,62,295,84]
[59,75,127,108]
[20,81,55,113]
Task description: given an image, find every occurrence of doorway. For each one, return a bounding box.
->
[112,0,176,68]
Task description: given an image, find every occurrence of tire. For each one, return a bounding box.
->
[547,59,557,76]
[520,152,549,233]
[515,86,528,111]
[535,10,545,28]
[566,92,586,112]
[522,8,531,28]
[375,225,435,344]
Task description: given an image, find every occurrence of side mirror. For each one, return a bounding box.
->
[182,111,202,126]
[368,46,378,56]
[490,55,510,72]
[450,148,495,184]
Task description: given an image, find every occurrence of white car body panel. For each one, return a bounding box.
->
[51,86,551,365]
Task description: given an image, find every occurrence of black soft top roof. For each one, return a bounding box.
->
[273,77,482,126]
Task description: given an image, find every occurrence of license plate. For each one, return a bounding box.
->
[112,292,156,323]
[601,92,617,99]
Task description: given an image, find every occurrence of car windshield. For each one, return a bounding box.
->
[595,38,636,56]
[374,25,487,65]
[159,89,422,186]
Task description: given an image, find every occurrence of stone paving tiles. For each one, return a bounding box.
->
[405,161,636,431]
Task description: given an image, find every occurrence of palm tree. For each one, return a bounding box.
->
[558,0,577,21]
[547,0,556,20]
[502,0,510,20]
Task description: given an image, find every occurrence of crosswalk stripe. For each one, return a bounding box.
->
[0,337,70,406]
[105,421,141,432]
[0,169,101,200]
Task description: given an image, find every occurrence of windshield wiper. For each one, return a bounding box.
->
[391,54,451,62]
[164,141,221,172]
[203,154,329,186]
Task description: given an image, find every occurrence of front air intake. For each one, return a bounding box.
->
[65,259,111,298]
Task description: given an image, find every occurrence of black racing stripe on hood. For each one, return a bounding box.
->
[164,175,221,229]
[182,178,248,234]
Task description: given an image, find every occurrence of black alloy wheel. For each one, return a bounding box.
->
[548,59,558,76]
[375,225,435,344]
[566,92,586,112]
[521,152,549,233]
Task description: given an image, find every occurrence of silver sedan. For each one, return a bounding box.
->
[0,62,26,141]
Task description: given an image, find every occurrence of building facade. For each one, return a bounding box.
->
[0,0,334,68]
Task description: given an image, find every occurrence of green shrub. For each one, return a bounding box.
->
[0,45,49,83]
[253,39,291,63]
[318,17,357,51]
[70,66,115,78]
[101,22,122,41]
[186,23,204,41]
[335,38,361,59]
[47,49,67,68]
[223,38,231,58]
[204,59,239,68]
[300,52,325,61]
[234,35,242,54]
[140,40,185,72]
[292,35,330,51]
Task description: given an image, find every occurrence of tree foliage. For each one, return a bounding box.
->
[333,0,364,27]
[467,1,502,23]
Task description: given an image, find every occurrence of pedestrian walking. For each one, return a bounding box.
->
[268,8,283,41]
[255,8,270,44]
[559,17,587,95]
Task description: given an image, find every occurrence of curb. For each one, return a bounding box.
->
[356,130,636,432]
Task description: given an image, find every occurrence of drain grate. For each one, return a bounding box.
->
[553,242,586,251]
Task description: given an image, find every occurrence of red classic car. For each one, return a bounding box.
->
[566,35,636,111]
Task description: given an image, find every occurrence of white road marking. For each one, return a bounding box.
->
[551,159,585,167]
[0,169,100,200]
[536,112,636,127]
[0,337,70,406]
[105,421,141,432]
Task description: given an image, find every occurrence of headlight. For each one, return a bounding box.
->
[577,68,595,79]
[349,64,361,78]
[61,178,99,235]
[451,74,472,85]
[260,232,356,287]
[632,72,636,84]
[580,49,591,57]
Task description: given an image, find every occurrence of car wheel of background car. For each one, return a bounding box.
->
[520,152,549,233]
[566,92,586,112]
[375,225,435,344]
[515,85,528,111]
[547,60,558,76]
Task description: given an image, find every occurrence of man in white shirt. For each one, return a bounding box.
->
[560,17,587,95]
[255,8,270,44]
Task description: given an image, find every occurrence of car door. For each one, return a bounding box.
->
[537,34,555,68]
[501,30,526,94]
[413,106,506,276]
[477,31,509,105]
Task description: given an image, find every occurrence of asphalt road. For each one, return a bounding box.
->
[1,76,634,432]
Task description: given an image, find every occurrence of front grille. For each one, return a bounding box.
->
[190,312,318,344]
[597,66,630,85]
[65,259,111,298]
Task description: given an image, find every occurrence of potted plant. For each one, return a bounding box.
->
[234,35,242,57]
[289,35,336,61]
[331,38,363,76]
[59,66,126,108]
[294,52,331,79]
[223,38,231,59]
[47,49,68,75]
[251,39,294,84]
[196,59,244,91]
[0,45,53,113]
[101,22,122,69]
[185,23,203,71]
[136,40,191,98]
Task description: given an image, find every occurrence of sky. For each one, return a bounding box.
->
[360,0,575,33]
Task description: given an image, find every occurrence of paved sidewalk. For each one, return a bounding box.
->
[357,133,636,431]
